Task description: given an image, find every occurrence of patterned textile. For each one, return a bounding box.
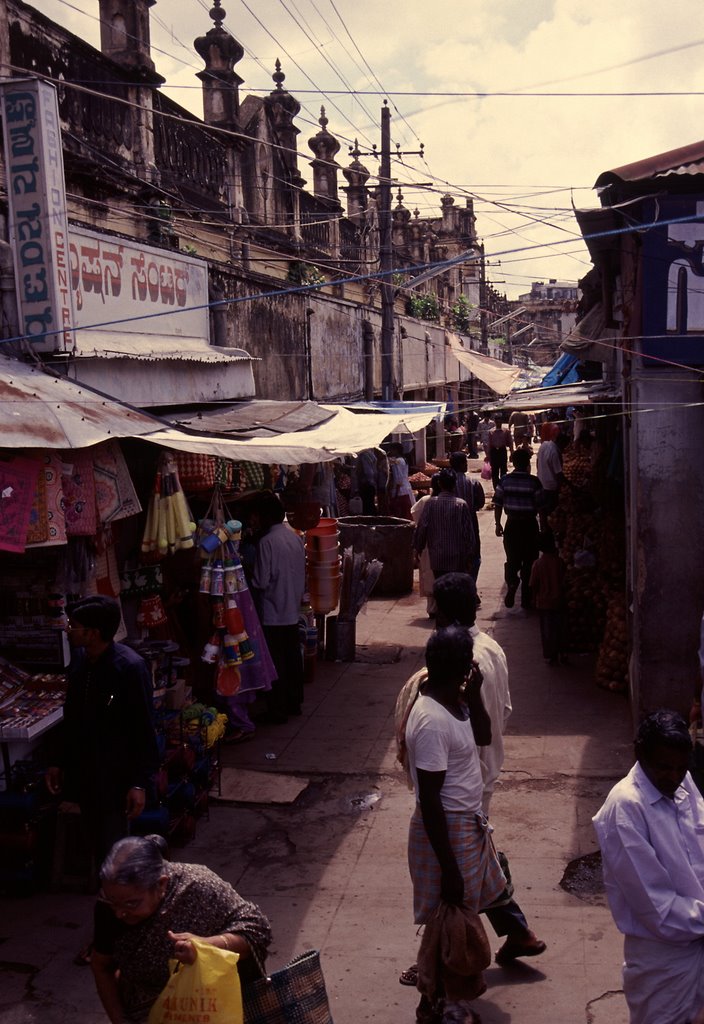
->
[173,452,216,492]
[93,440,141,523]
[94,526,122,599]
[243,950,333,1024]
[242,461,266,491]
[61,450,97,536]
[27,454,68,547]
[408,807,506,924]
[0,455,42,553]
[26,461,48,544]
[93,862,271,1023]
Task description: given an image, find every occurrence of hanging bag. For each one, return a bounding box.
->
[242,949,334,1024]
[147,937,243,1024]
[481,459,492,481]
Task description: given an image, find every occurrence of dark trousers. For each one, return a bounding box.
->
[483,898,530,938]
[503,517,539,607]
[263,624,304,721]
[489,447,508,490]
[539,609,564,661]
[359,482,376,516]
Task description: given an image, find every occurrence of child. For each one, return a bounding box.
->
[529,530,567,665]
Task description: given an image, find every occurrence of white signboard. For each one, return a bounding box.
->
[0,79,75,352]
[69,226,209,342]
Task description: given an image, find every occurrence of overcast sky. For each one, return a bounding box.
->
[30,0,704,299]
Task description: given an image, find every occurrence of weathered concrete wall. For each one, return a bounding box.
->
[627,370,704,720]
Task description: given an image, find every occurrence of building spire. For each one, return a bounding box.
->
[195,0,244,125]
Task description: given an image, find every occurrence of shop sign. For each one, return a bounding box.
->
[68,226,209,343]
[641,196,704,367]
[0,79,75,352]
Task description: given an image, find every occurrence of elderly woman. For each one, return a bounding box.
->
[91,835,271,1023]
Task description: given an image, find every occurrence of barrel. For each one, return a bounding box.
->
[337,515,416,596]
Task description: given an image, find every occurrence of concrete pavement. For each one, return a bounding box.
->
[0,482,635,1024]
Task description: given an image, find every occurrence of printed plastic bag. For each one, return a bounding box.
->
[147,937,243,1024]
[481,460,492,481]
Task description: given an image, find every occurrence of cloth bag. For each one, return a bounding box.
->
[480,459,492,481]
[242,950,334,1024]
[147,938,243,1024]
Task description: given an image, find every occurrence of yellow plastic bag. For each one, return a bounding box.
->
[147,937,243,1024]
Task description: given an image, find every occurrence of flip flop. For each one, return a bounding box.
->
[399,963,418,986]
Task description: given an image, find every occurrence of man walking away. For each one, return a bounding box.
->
[494,448,543,610]
[449,452,485,584]
[414,469,476,581]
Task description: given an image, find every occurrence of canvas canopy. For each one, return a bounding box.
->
[445,331,523,395]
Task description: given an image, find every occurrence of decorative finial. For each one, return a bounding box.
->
[272,59,285,90]
[318,106,328,129]
[209,0,226,27]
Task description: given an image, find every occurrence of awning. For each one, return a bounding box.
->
[74,332,252,364]
[143,405,438,465]
[501,380,621,412]
[0,354,168,449]
[445,331,523,395]
[167,400,337,439]
[540,353,581,388]
[560,302,617,368]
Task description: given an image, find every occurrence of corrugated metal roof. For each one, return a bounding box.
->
[74,333,252,364]
[595,139,704,187]
[500,380,620,412]
[167,400,337,438]
[0,355,166,449]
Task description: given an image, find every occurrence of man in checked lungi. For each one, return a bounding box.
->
[405,626,506,1024]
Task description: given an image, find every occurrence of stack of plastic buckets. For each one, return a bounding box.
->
[305,517,340,613]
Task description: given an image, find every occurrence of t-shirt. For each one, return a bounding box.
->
[405,694,484,813]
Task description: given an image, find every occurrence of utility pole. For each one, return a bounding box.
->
[354,104,424,403]
[379,103,394,402]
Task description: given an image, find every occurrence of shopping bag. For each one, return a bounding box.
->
[147,937,243,1024]
[243,950,334,1024]
[480,459,492,481]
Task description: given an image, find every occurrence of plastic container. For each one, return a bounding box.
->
[308,563,343,581]
[309,576,341,614]
[305,531,340,552]
[337,515,416,596]
[306,518,338,537]
[306,550,341,567]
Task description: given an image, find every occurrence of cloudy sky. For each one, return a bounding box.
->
[30,0,704,298]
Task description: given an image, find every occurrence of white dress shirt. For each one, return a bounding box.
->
[593,761,704,943]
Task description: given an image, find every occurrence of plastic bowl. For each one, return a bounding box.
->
[306,518,338,536]
[305,532,340,551]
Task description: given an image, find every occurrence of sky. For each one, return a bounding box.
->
[29,0,704,299]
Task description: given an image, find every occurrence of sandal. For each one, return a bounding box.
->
[400,962,419,986]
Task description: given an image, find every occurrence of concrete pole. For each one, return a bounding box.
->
[379,103,394,402]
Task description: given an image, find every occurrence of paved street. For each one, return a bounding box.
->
[0,482,635,1024]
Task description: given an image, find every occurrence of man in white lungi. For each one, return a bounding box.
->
[593,709,704,1024]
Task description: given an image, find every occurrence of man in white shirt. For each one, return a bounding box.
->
[535,424,565,526]
[251,493,306,723]
[406,626,505,1024]
[396,573,545,986]
[593,710,704,1024]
